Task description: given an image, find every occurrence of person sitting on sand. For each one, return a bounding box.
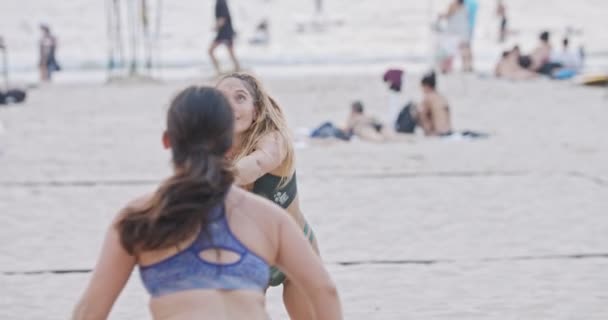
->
[417,72,452,136]
[495,48,538,80]
[528,31,553,71]
[417,72,487,139]
[550,37,583,72]
[519,31,563,76]
[382,68,406,126]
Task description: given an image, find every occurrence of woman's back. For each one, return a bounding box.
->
[149,291,266,320]
[136,187,280,319]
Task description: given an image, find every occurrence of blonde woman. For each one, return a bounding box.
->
[217,72,320,320]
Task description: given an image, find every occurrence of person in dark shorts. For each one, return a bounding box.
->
[209,0,240,75]
[496,0,508,43]
[39,24,60,82]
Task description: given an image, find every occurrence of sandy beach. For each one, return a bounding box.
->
[2,0,608,77]
[1,68,607,318]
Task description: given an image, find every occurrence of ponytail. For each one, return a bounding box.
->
[119,150,233,255]
[117,86,235,255]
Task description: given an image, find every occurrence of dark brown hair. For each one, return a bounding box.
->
[118,86,234,255]
[421,71,437,90]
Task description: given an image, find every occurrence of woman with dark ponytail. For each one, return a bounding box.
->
[73,86,342,320]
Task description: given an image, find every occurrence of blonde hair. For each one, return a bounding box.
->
[218,72,295,182]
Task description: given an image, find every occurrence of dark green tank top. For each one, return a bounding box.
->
[252,172,297,209]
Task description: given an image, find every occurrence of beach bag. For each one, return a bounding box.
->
[1,89,27,104]
[310,122,351,141]
[394,102,417,133]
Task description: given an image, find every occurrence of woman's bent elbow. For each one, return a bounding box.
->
[72,302,106,320]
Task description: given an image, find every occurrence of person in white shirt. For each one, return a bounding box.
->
[550,38,583,71]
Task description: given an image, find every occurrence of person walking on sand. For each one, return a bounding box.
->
[72,86,342,320]
[496,0,508,43]
[439,0,473,73]
[217,72,324,320]
[209,0,240,75]
[39,24,60,82]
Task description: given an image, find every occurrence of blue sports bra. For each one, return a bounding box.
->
[139,204,270,297]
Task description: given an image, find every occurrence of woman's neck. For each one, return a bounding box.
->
[227,134,244,159]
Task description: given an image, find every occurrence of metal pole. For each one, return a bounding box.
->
[105,0,115,79]
[114,0,125,69]
[0,37,8,90]
[154,0,163,77]
[1,48,8,90]
[127,0,138,76]
[428,0,436,70]
[142,0,152,73]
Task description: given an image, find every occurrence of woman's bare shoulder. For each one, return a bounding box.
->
[112,193,154,224]
[257,130,284,146]
[125,193,153,211]
[226,187,287,221]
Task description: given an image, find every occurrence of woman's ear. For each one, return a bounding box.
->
[162,131,171,149]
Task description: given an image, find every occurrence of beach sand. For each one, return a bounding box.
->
[2,0,607,76]
[1,69,607,319]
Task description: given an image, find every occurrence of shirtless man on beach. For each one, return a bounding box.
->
[418,72,453,136]
[529,31,553,72]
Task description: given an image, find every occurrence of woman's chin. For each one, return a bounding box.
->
[235,126,250,135]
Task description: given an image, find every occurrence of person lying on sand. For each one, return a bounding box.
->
[495,48,539,80]
[344,101,390,142]
[309,101,403,143]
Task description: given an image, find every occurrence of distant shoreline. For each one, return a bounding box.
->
[5,50,608,74]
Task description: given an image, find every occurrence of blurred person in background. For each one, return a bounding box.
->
[39,24,60,82]
[209,0,240,75]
